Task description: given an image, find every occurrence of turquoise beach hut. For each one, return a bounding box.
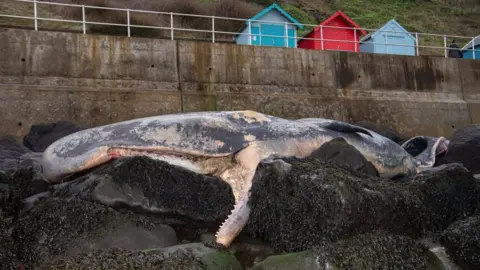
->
[235,3,304,48]
[360,19,416,56]
[462,36,480,60]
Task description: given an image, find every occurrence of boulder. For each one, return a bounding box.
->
[251,231,444,270]
[1,167,50,218]
[38,243,242,270]
[0,136,35,172]
[2,167,51,216]
[443,125,480,173]
[0,209,19,270]
[246,158,480,252]
[201,232,275,268]
[419,238,462,270]
[22,120,83,152]
[12,197,178,269]
[308,137,378,177]
[52,156,235,239]
[354,120,407,144]
[440,215,480,270]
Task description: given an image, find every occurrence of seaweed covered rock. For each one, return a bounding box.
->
[22,120,84,152]
[0,171,7,207]
[246,158,480,252]
[443,124,480,173]
[251,231,442,270]
[38,243,242,270]
[308,137,378,177]
[12,197,178,269]
[2,167,50,217]
[439,215,480,270]
[0,209,19,270]
[0,136,34,171]
[52,156,235,239]
[200,233,275,268]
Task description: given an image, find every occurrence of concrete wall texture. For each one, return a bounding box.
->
[1,27,479,141]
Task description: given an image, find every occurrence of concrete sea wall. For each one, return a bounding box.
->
[1,27,479,140]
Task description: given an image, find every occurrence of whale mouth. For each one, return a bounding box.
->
[401,136,449,168]
[107,147,204,173]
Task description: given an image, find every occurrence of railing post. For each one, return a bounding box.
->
[284,22,288,48]
[353,27,357,52]
[415,32,419,56]
[170,13,174,40]
[33,0,38,31]
[473,37,476,60]
[259,21,262,45]
[127,9,130,37]
[444,35,447,58]
[320,25,324,50]
[211,16,215,43]
[247,19,251,45]
[385,33,388,54]
[82,5,86,34]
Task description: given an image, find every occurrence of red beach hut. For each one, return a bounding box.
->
[298,10,367,52]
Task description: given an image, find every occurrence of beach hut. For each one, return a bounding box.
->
[297,10,366,52]
[462,36,480,60]
[359,19,416,56]
[235,3,304,48]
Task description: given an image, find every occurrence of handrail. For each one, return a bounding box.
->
[0,0,476,59]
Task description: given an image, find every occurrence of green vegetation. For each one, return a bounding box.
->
[278,3,317,36]
[327,0,479,55]
[0,0,478,55]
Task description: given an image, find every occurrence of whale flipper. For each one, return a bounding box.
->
[323,122,373,138]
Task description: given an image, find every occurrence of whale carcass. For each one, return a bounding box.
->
[40,111,440,247]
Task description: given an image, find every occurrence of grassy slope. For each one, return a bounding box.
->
[329,0,480,55]
[0,0,478,55]
[0,1,82,31]
[276,0,479,55]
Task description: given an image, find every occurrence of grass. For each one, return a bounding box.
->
[0,0,478,55]
[328,0,480,55]
[0,1,83,31]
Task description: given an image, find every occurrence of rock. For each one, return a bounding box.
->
[0,171,7,207]
[2,167,50,216]
[251,231,442,270]
[12,197,178,268]
[354,120,407,144]
[39,243,242,269]
[444,125,480,173]
[0,209,19,269]
[52,156,235,240]
[0,136,33,171]
[200,232,275,268]
[229,238,276,268]
[22,120,84,152]
[250,250,318,270]
[246,158,480,252]
[440,215,480,270]
[308,137,378,177]
[420,238,462,270]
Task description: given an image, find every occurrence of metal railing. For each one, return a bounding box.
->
[0,0,477,59]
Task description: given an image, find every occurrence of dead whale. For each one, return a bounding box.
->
[401,136,450,167]
[40,111,438,247]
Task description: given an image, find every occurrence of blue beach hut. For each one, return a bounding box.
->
[462,36,480,60]
[360,19,416,56]
[235,3,304,48]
